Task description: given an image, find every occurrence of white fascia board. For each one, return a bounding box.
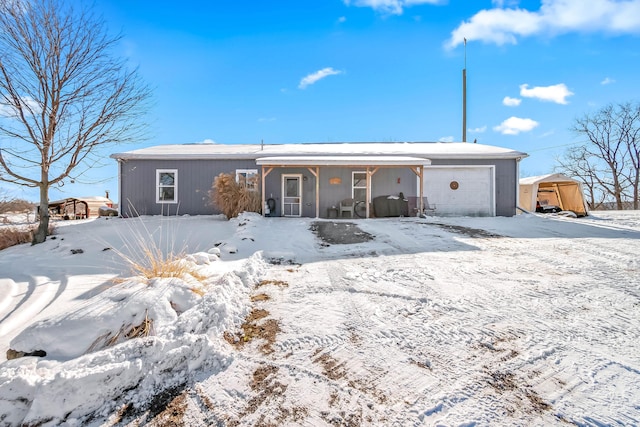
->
[256,156,431,166]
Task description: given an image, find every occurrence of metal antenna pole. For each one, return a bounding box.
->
[462,38,467,143]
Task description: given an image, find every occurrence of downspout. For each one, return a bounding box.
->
[117,159,123,217]
[516,157,520,216]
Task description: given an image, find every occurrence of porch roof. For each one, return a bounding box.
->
[256,155,431,167]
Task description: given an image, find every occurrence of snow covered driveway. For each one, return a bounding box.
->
[0,212,639,425]
[196,213,640,426]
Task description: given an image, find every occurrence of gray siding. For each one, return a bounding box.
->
[264,166,417,218]
[118,158,258,216]
[429,158,518,216]
[118,157,519,218]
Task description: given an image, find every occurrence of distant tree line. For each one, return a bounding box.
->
[557,101,640,210]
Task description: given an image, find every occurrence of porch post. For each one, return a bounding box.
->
[419,166,424,214]
[261,167,274,217]
[261,167,266,217]
[366,167,371,218]
[307,166,320,218]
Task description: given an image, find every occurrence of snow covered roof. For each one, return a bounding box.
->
[519,173,579,185]
[48,196,112,205]
[111,142,528,161]
[256,156,432,167]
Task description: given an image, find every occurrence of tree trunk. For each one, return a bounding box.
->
[33,183,49,244]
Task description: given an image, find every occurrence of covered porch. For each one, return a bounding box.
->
[256,156,432,219]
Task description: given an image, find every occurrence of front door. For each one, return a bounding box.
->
[282,174,302,217]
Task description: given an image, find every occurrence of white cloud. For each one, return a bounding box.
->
[492,0,520,6]
[468,125,487,133]
[337,16,347,23]
[446,0,640,49]
[601,77,616,85]
[438,136,455,142]
[503,96,522,107]
[519,83,573,104]
[298,68,343,89]
[0,95,41,118]
[258,117,276,123]
[343,0,442,15]
[193,138,217,144]
[493,116,539,135]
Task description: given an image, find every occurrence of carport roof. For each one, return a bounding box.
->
[256,156,431,166]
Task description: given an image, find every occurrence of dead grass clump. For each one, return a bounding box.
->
[251,293,270,302]
[0,223,56,251]
[87,309,154,353]
[209,172,261,219]
[114,241,207,285]
[0,227,32,250]
[224,308,280,354]
[257,279,289,288]
[131,247,207,282]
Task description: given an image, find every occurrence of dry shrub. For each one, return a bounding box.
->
[124,246,206,283]
[87,309,154,353]
[209,172,261,219]
[0,198,34,216]
[0,223,56,251]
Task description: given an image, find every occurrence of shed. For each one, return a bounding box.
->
[47,196,113,219]
[519,174,588,216]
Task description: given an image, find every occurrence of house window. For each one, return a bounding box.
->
[352,171,367,202]
[156,169,177,203]
[236,169,258,191]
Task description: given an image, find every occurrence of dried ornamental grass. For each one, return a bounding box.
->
[209,172,261,219]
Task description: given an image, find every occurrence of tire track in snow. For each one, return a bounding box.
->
[438,233,640,425]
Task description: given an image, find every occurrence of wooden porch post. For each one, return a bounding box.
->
[261,167,274,217]
[307,167,320,218]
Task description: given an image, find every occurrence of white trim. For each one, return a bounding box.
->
[257,156,431,166]
[235,168,259,191]
[281,174,302,217]
[156,169,178,204]
[420,165,496,216]
[352,171,367,202]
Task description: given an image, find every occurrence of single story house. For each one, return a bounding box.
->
[110,142,528,218]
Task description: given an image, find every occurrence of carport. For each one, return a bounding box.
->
[519,173,589,216]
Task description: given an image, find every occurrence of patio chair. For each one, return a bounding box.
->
[339,198,355,218]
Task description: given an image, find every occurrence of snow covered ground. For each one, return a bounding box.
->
[0,211,639,426]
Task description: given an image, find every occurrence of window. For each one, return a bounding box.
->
[236,169,258,191]
[156,169,177,203]
[352,171,367,202]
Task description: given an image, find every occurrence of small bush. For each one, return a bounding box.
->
[0,198,34,216]
[209,173,261,219]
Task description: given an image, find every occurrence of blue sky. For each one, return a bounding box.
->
[5,0,640,201]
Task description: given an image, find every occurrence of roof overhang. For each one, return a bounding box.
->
[256,156,431,167]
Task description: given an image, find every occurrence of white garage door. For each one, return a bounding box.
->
[422,166,495,216]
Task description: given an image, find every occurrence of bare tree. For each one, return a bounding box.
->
[0,0,150,243]
[561,102,640,210]
[618,102,640,209]
[555,145,608,210]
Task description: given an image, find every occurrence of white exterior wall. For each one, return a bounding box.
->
[422,166,495,216]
